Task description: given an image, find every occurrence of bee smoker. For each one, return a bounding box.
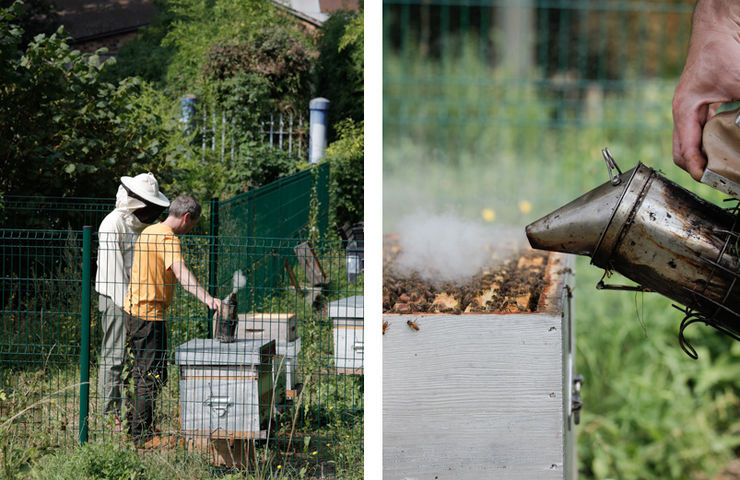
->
[526,149,740,357]
[214,292,238,343]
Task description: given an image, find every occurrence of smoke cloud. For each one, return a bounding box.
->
[395,211,527,285]
[232,269,246,294]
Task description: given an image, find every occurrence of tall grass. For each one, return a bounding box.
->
[384,42,740,479]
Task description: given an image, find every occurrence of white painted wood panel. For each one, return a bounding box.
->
[383,253,576,480]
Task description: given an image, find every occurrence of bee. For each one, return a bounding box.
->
[406,320,420,331]
[382,321,389,335]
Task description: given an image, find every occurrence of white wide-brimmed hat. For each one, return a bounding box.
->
[120,173,170,207]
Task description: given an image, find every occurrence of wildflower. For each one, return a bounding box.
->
[481,208,495,222]
[519,200,532,214]
[326,443,331,447]
[329,406,334,410]
[312,451,317,455]
[277,465,282,470]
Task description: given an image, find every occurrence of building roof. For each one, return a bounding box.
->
[271,0,359,26]
[53,0,358,43]
[54,0,159,42]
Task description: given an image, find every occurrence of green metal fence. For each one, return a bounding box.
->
[0,163,362,478]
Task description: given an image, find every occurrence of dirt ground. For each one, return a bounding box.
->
[714,459,740,480]
[383,234,549,315]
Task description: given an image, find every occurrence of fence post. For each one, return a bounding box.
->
[309,97,330,164]
[79,225,92,445]
[207,198,220,338]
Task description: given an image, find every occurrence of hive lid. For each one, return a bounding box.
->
[328,295,364,319]
[174,338,270,366]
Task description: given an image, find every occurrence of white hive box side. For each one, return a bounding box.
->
[329,295,364,374]
[235,313,301,396]
[175,338,275,440]
[383,252,576,480]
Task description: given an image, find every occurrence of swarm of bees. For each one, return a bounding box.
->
[383,235,548,315]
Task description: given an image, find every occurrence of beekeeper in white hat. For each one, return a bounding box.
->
[95,173,169,428]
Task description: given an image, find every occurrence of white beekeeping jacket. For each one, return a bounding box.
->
[95,186,147,307]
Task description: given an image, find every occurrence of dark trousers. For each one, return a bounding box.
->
[124,313,167,444]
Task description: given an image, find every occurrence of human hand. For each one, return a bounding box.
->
[672,0,740,181]
[207,296,222,313]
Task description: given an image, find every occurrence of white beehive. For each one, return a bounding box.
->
[235,313,302,398]
[236,312,297,343]
[329,295,364,374]
[174,338,275,439]
[383,252,578,480]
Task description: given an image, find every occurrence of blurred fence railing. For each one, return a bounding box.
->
[384,0,695,149]
[382,0,705,229]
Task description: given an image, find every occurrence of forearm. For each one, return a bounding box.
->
[172,262,217,308]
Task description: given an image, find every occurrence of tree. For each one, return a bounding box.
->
[315,8,364,141]
[0,2,170,200]
[325,119,363,230]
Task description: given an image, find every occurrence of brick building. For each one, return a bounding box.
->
[53,0,359,59]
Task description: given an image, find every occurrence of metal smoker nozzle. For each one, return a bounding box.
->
[525,150,740,349]
[525,170,629,257]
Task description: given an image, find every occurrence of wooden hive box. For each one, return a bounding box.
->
[235,313,301,399]
[383,252,578,480]
[236,313,297,343]
[329,295,364,374]
[174,339,275,444]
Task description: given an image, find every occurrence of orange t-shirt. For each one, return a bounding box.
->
[123,223,182,321]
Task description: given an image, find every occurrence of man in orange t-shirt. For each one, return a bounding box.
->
[123,195,221,447]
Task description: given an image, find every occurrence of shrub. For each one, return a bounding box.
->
[314,9,364,141]
[324,120,363,231]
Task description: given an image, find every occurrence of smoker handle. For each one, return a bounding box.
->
[204,396,232,417]
[572,374,584,425]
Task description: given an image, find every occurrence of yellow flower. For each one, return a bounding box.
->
[519,200,532,214]
[326,443,331,447]
[277,465,282,470]
[481,208,495,222]
[312,451,318,455]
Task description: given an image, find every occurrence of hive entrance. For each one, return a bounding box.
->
[383,234,549,314]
